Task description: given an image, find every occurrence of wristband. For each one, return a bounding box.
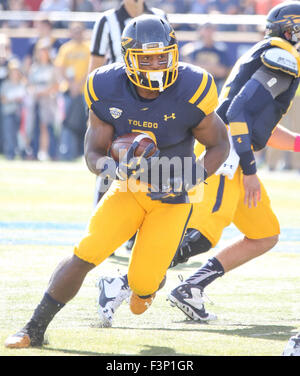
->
[294,135,300,152]
[239,150,257,175]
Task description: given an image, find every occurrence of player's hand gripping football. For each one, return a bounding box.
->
[116,141,160,181]
[147,160,207,203]
[97,156,117,181]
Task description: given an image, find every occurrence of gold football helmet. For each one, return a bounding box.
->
[121,15,178,92]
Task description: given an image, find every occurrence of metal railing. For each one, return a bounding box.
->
[0,11,265,43]
[0,10,266,25]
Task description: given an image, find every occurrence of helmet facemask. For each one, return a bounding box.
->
[284,23,300,44]
[265,1,300,45]
[124,42,179,92]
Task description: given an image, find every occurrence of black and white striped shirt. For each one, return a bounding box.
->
[90,3,167,64]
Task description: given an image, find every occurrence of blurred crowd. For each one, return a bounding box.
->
[0,0,285,15]
[154,0,284,18]
[0,19,90,161]
[0,0,297,171]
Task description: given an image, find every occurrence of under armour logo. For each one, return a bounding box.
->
[164,113,176,121]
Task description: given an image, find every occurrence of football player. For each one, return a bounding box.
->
[167,0,300,326]
[89,0,168,254]
[95,1,300,333]
[89,0,167,205]
[4,15,229,348]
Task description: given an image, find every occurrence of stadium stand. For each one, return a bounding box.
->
[0,0,299,170]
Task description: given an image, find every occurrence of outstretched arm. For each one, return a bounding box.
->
[267,124,300,151]
[225,61,294,207]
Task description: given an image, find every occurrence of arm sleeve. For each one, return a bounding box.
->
[84,69,100,110]
[188,71,219,116]
[226,77,275,175]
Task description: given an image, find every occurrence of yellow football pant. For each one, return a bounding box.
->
[74,180,193,296]
[188,167,280,247]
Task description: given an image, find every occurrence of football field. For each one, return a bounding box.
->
[1,159,300,357]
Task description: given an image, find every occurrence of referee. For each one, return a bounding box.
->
[88,0,167,251]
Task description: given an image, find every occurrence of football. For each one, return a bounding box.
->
[110,132,157,162]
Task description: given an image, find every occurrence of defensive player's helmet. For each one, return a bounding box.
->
[265,1,300,44]
[121,15,178,92]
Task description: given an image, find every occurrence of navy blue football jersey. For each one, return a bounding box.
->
[84,62,218,201]
[217,37,300,151]
[85,62,217,157]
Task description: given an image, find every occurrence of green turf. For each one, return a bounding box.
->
[0,159,300,356]
[0,160,94,222]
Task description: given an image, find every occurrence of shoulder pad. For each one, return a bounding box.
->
[261,48,299,77]
[84,63,124,109]
[187,67,218,115]
[84,68,100,109]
